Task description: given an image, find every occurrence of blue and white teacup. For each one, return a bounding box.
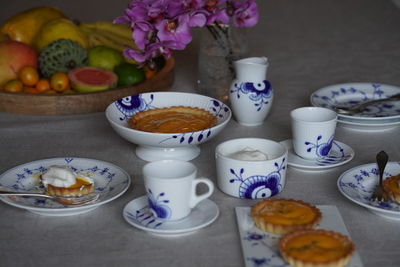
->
[215,138,287,199]
[143,160,214,221]
[291,107,337,160]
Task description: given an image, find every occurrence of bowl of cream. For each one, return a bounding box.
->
[215,138,288,199]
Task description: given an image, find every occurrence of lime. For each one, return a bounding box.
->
[88,45,124,71]
[114,63,145,86]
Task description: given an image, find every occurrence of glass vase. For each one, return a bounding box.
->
[197,24,248,103]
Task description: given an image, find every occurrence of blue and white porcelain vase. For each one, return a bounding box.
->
[229,57,273,126]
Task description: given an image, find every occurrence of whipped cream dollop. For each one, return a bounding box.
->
[227,147,269,161]
[41,165,93,188]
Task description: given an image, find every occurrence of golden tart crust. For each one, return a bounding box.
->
[383,174,400,203]
[251,199,322,235]
[45,177,94,197]
[128,106,217,133]
[279,229,355,267]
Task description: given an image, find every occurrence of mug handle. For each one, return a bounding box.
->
[189,178,214,208]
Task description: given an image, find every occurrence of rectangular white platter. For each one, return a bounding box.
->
[235,205,363,267]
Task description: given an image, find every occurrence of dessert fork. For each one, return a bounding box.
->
[370,151,389,202]
[335,93,400,115]
[0,190,99,205]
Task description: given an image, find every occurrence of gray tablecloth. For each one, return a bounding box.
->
[1,1,400,266]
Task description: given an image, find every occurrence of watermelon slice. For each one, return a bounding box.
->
[68,66,118,93]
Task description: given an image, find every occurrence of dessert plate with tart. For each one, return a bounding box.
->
[338,161,400,220]
[106,92,231,161]
[280,139,354,170]
[236,204,363,267]
[123,196,219,235]
[0,157,130,216]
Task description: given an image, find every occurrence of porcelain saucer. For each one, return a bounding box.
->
[123,196,219,235]
[338,162,400,220]
[280,139,354,170]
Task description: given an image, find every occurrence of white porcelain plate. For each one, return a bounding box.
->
[310,83,400,122]
[236,205,363,267]
[123,196,219,235]
[338,118,400,131]
[280,139,354,170]
[106,92,231,162]
[337,162,400,220]
[0,157,131,216]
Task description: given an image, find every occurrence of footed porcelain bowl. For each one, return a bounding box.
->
[106,92,231,161]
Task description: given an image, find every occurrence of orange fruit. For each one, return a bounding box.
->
[144,66,156,80]
[50,72,69,92]
[23,87,40,94]
[36,78,51,92]
[4,79,23,92]
[18,66,39,86]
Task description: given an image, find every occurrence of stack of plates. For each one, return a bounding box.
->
[311,83,400,131]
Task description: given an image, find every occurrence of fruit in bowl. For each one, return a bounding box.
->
[105,92,231,161]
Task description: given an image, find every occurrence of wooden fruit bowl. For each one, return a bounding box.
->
[0,57,175,115]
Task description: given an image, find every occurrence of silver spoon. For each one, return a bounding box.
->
[335,93,400,115]
[0,190,99,205]
[370,151,389,202]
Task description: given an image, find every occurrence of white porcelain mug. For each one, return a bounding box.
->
[143,160,214,221]
[291,107,337,160]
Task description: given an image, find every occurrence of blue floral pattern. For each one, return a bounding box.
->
[304,135,334,158]
[230,80,273,111]
[311,83,400,118]
[0,158,130,209]
[229,158,286,199]
[112,93,231,146]
[338,162,400,212]
[146,189,171,220]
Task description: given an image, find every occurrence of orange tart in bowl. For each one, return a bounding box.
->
[383,174,400,203]
[251,199,322,235]
[41,165,94,197]
[128,106,217,133]
[279,229,355,267]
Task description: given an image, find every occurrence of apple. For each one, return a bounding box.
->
[0,40,37,85]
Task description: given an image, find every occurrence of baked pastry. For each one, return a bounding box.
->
[383,174,400,203]
[41,165,94,197]
[251,199,322,235]
[128,106,217,133]
[279,229,355,267]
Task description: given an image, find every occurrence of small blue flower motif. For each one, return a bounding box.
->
[147,189,171,219]
[305,135,334,157]
[115,94,153,120]
[231,80,273,111]
[229,158,286,199]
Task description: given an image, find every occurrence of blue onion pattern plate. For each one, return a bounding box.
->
[338,162,400,220]
[123,196,219,235]
[280,139,354,170]
[0,157,131,216]
[311,83,400,121]
[236,205,363,267]
[106,92,231,161]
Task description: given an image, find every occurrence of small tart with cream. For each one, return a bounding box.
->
[251,199,322,235]
[128,106,217,133]
[279,229,355,267]
[41,165,94,197]
[383,174,400,203]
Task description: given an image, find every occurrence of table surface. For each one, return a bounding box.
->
[1,1,400,267]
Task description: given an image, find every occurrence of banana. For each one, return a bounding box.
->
[80,21,132,39]
[87,31,125,52]
[80,22,137,50]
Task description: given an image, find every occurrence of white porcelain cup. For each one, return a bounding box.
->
[143,160,214,221]
[215,138,287,199]
[291,107,337,160]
